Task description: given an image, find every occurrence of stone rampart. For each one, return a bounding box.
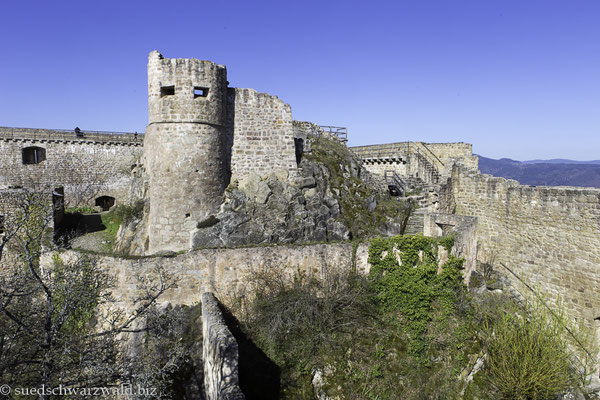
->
[0,127,142,207]
[350,143,410,185]
[444,165,600,327]
[48,243,372,399]
[202,292,245,400]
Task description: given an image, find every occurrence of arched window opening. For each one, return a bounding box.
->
[22,146,46,164]
[95,196,115,211]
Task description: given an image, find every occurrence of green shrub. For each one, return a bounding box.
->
[245,270,376,364]
[482,296,578,400]
[65,206,96,214]
[238,235,474,399]
[239,269,379,398]
[113,200,144,224]
[236,236,596,399]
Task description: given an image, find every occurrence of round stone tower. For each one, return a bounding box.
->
[143,51,228,253]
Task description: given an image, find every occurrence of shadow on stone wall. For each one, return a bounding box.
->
[56,212,105,246]
[220,304,281,400]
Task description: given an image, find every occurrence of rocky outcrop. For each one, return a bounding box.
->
[191,158,350,248]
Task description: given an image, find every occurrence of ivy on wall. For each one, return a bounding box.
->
[368,235,465,363]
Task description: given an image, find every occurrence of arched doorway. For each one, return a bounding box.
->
[95,196,115,211]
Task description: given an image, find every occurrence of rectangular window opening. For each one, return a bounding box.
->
[22,146,46,164]
[194,87,209,98]
[160,85,175,98]
[0,215,5,236]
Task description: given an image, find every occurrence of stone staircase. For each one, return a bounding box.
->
[404,208,427,235]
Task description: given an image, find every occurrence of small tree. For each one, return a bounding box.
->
[0,188,179,398]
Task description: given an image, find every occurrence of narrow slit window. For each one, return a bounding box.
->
[194,87,209,98]
[0,215,5,236]
[22,146,46,164]
[160,85,175,97]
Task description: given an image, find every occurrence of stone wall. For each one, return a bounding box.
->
[229,88,298,183]
[0,127,142,207]
[292,120,324,140]
[202,292,245,400]
[48,243,372,399]
[443,165,600,328]
[350,143,411,186]
[99,242,369,307]
[361,159,408,182]
[292,121,345,145]
[143,122,227,253]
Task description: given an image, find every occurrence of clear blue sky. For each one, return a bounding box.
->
[1,0,599,160]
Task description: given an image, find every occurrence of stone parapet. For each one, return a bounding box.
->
[148,51,228,126]
[0,126,142,146]
[202,292,245,400]
[424,212,478,282]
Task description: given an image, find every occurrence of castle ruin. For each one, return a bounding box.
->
[0,51,598,373]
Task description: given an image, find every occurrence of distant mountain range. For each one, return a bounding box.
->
[477,156,600,188]
[521,159,600,165]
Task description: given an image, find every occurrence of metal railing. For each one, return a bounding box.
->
[384,169,407,196]
[350,141,410,160]
[318,125,347,142]
[0,126,143,143]
[414,152,441,184]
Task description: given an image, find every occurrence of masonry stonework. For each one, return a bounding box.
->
[3,51,599,350]
[140,52,302,253]
[0,127,141,207]
[422,142,478,176]
[228,88,298,183]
